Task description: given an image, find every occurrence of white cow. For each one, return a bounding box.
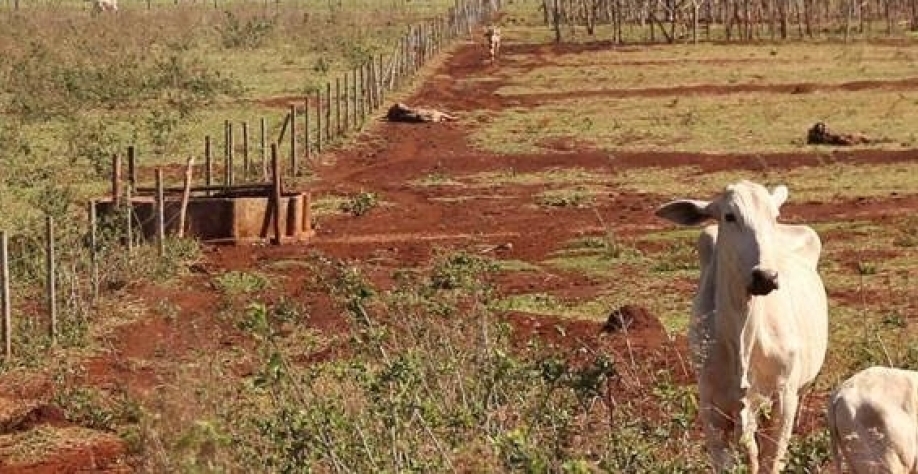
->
[829,366,918,473]
[91,0,118,14]
[656,180,829,473]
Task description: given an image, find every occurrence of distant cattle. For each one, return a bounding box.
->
[656,180,828,473]
[386,102,457,123]
[90,0,118,14]
[807,121,871,146]
[829,366,918,473]
[484,25,500,62]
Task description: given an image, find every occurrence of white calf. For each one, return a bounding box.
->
[657,180,829,474]
[829,366,918,473]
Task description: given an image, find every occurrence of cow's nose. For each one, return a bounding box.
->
[749,268,779,296]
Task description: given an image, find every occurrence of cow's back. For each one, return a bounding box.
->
[830,367,918,473]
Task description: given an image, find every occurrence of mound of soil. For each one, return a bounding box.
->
[602,304,664,334]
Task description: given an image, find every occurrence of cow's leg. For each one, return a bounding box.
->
[760,387,798,474]
[700,395,735,471]
[737,392,760,474]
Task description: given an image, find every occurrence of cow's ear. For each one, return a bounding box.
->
[655,199,712,226]
[771,185,789,212]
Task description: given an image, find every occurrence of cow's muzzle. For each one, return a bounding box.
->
[748,268,779,296]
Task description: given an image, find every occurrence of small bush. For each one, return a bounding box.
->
[340,192,379,216]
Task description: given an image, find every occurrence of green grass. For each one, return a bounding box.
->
[471,90,918,154]
[496,42,918,95]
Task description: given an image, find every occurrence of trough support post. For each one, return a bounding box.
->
[260,117,268,182]
[242,121,250,181]
[205,135,213,195]
[290,104,298,178]
[125,185,133,255]
[1,232,9,359]
[155,169,165,257]
[88,201,99,301]
[45,215,56,346]
[112,153,122,207]
[127,145,137,192]
[179,156,195,239]
[270,144,283,246]
[228,120,235,187]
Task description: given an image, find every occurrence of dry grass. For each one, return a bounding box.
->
[498,42,918,95]
[471,90,918,154]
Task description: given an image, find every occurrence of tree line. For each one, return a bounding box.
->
[538,0,918,43]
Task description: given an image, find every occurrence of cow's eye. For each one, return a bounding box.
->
[724,213,737,223]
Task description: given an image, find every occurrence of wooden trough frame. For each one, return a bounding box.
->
[96,145,314,246]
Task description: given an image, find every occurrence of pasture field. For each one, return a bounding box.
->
[2,0,918,472]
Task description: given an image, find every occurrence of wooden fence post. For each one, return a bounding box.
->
[45,215,56,346]
[344,73,350,133]
[125,184,133,255]
[242,121,250,181]
[227,120,235,186]
[359,64,366,123]
[260,117,268,181]
[155,169,165,257]
[179,157,195,238]
[290,103,298,177]
[112,153,122,207]
[352,68,359,127]
[336,77,342,137]
[316,91,323,153]
[325,82,331,142]
[270,143,282,246]
[88,201,98,301]
[1,231,9,359]
[205,135,213,194]
[304,98,311,161]
[127,145,136,192]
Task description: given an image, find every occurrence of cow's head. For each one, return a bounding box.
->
[655,180,788,296]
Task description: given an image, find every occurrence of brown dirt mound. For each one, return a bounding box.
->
[602,304,664,334]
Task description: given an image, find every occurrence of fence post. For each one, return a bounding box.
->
[155,169,165,257]
[88,201,99,301]
[270,143,282,246]
[336,77,342,138]
[45,215,56,346]
[1,231,9,359]
[325,82,331,142]
[304,98,311,162]
[344,73,350,133]
[359,64,366,123]
[316,91,323,154]
[290,103,298,177]
[352,68,359,127]
[378,54,385,105]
